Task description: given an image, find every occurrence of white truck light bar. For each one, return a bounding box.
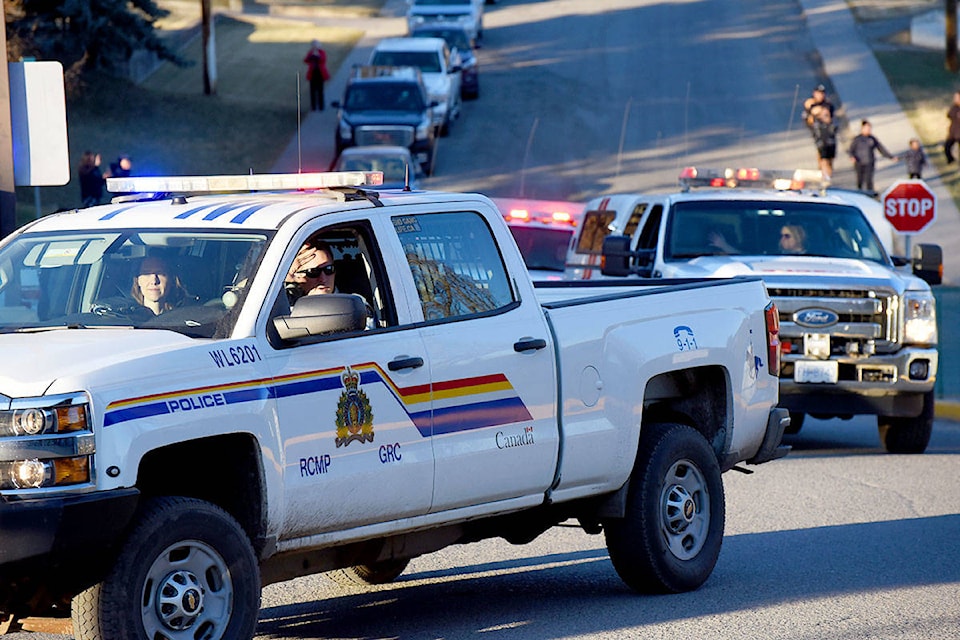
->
[679,167,824,192]
[106,171,384,195]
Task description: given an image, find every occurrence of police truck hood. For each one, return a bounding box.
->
[662,255,915,291]
[0,330,198,398]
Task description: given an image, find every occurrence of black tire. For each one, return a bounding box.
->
[878,391,934,454]
[71,497,260,640]
[603,423,725,594]
[329,558,410,587]
[784,411,805,435]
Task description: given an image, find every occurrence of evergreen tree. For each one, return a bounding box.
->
[5,0,185,89]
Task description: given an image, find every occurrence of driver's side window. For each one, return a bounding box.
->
[276,224,395,333]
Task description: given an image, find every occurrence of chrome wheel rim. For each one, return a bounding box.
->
[660,459,710,560]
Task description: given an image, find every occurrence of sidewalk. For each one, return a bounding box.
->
[270,0,409,173]
[799,0,960,287]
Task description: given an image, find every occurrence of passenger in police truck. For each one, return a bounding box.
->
[131,255,191,315]
[778,224,807,255]
[285,239,337,302]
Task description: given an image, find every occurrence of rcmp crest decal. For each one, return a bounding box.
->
[335,366,374,447]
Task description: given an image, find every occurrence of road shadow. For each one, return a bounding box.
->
[255,514,960,638]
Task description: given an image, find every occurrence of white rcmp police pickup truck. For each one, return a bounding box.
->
[570,167,942,454]
[0,171,787,639]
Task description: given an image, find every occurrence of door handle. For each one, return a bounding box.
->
[514,337,547,353]
[388,356,424,371]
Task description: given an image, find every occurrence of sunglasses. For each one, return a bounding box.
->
[781,233,792,239]
[297,264,336,278]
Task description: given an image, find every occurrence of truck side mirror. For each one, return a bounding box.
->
[912,243,942,286]
[273,293,368,340]
[601,235,632,276]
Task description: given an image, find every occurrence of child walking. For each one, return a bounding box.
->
[903,138,927,179]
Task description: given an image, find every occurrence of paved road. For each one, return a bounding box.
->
[252,416,960,640]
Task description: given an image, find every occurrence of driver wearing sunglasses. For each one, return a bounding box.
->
[285,239,337,299]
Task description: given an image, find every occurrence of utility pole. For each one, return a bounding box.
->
[202,0,216,95]
[948,0,958,73]
[0,9,17,239]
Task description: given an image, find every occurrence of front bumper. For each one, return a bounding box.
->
[779,346,937,418]
[0,488,139,566]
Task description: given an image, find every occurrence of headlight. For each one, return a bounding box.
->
[0,403,88,436]
[903,291,937,345]
[416,117,433,140]
[338,120,353,140]
[0,393,93,491]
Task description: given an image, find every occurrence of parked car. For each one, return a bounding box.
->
[411,23,480,99]
[331,65,438,176]
[406,0,483,41]
[334,145,420,189]
[369,37,462,136]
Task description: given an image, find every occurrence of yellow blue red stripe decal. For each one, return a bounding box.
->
[103,362,532,435]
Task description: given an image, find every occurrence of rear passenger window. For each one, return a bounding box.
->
[393,212,513,321]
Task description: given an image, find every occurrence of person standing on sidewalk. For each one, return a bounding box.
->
[304,40,331,112]
[848,119,897,195]
[944,91,960,164]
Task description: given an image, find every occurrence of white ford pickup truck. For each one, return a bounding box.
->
[0,171,787,639]
[571,167,942,454]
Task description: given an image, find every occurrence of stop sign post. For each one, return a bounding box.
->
[881,179,936,235]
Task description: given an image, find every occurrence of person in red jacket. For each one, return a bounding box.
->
[304,40,331,112]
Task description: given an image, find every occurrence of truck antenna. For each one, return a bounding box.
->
[296,73,303,173]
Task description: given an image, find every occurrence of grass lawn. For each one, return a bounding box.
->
[874,48,960,197]
[14,10,366,225]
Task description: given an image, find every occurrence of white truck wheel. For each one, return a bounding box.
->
[878,391,934,454]
[71,497,260,640]
[604,422,725,593]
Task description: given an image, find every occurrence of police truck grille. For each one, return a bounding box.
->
[356,126,414,147]
[768,287,898,352]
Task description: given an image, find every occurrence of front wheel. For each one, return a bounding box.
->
[603,422,725,594]
[878,391,934,454]
[72,497,260,640]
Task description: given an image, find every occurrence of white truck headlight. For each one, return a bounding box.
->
[903,291,937,345]
[416,117,433,140]
[0,393,93,491]
[0,403,88,436]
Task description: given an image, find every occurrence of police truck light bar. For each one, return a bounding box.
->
[679,167,824,191]
[106,171,385,195]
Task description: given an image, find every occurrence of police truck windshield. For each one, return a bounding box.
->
[0,230,268,338]
[663,201,890,263]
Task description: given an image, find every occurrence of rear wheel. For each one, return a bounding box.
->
[784,411,805,434]
[72,497,259,640]
[603,423,724,593]
[878,391,934,454]
[329,558,410,587]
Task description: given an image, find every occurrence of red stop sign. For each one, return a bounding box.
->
[881,180,936,234]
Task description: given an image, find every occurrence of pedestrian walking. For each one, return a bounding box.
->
[811,108,838,181]
[803,84,835,127]
[944,90,960,163]
[903,138,927,180]
[78,151,106,208]
[848,119,897,194]
[303,40,331,112]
